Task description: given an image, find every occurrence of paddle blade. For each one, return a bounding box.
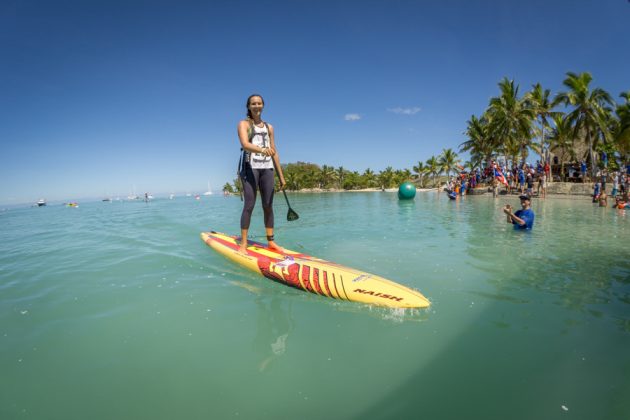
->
[287,208,299,221]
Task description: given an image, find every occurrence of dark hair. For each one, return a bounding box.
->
[246,94,264,119]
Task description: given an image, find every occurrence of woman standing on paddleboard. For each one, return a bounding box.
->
[237,94,286,253]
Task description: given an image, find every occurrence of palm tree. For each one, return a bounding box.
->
[393,169,412,186]
[501,137,522,169]
[468,153,485,172]
[438,148,460,179]
[548,115,576,181]
[613,91,630,164]
[342,171,361,190]
[231,180,241,194]
[412,161,428,187]
[460,114,495,168]
[222,183,235,194]
[378,166,395,189]
[425,156,441,187]
[319,165,336,189]
[284,171,303,191]
[362,168,378,188]
[463,160,476,173]
[232,177,243,194]
[525,83,559,163]
[487,78,535,165]
[555,72,614,178]
[336,166,345,189]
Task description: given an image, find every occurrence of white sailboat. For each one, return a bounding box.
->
[203,181,213,196]
[127,185,139,200]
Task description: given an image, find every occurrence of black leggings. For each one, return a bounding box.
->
[240,164,275,230]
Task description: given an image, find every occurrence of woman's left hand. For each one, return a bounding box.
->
[279,177,286,190]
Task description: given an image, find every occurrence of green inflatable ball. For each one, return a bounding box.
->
[398,182,416,200]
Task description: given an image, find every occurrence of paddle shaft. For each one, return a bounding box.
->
[272,158,298,220]
[271,158,290,207]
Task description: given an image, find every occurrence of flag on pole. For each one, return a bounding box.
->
[494,167,508,186]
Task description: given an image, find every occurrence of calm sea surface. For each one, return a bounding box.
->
[1,191,629,420]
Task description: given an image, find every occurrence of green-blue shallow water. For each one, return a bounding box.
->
[1,192,629,420]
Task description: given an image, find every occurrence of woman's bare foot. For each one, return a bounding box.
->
[238,242,248,254]
[267,241,284,253]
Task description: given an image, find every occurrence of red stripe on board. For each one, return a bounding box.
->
[206,235,240,252]
[301,265,313,293]
[312,268,323,296]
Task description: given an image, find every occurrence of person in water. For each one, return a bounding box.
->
[592,182,601,203]
[503,195,535,230]
[237,94,286,253]
[613,196,628,209]
[537,172,546,199]
[598,190,608,207]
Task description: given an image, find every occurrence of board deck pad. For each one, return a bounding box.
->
[201,231,430,309]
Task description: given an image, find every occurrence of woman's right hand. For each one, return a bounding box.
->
[260,147,274,157]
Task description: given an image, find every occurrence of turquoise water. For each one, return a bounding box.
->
[1,192,629,420]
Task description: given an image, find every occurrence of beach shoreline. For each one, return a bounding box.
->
[275,182,599,198]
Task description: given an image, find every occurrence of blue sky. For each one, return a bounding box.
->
[1,0,628,204]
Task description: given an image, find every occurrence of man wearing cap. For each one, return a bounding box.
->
[503,195,535,230]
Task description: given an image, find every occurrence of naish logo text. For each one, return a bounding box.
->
[353,288,403,302]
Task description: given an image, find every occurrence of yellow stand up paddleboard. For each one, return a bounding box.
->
[201,231,430,309]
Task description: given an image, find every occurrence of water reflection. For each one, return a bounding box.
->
[253,297,294,372]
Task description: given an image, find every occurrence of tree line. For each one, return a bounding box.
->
[223,71,629,193]
[222,151,461,193]
[462,72,629,179]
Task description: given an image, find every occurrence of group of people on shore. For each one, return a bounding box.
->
[509,162,548,197]
[446,161,550,199]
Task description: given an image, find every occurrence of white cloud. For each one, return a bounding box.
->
[344,113,361,121]
[387,107,421,115]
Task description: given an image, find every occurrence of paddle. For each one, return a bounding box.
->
[272,159,299,221]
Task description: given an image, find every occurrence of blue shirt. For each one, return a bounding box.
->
[513,209,535,230]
